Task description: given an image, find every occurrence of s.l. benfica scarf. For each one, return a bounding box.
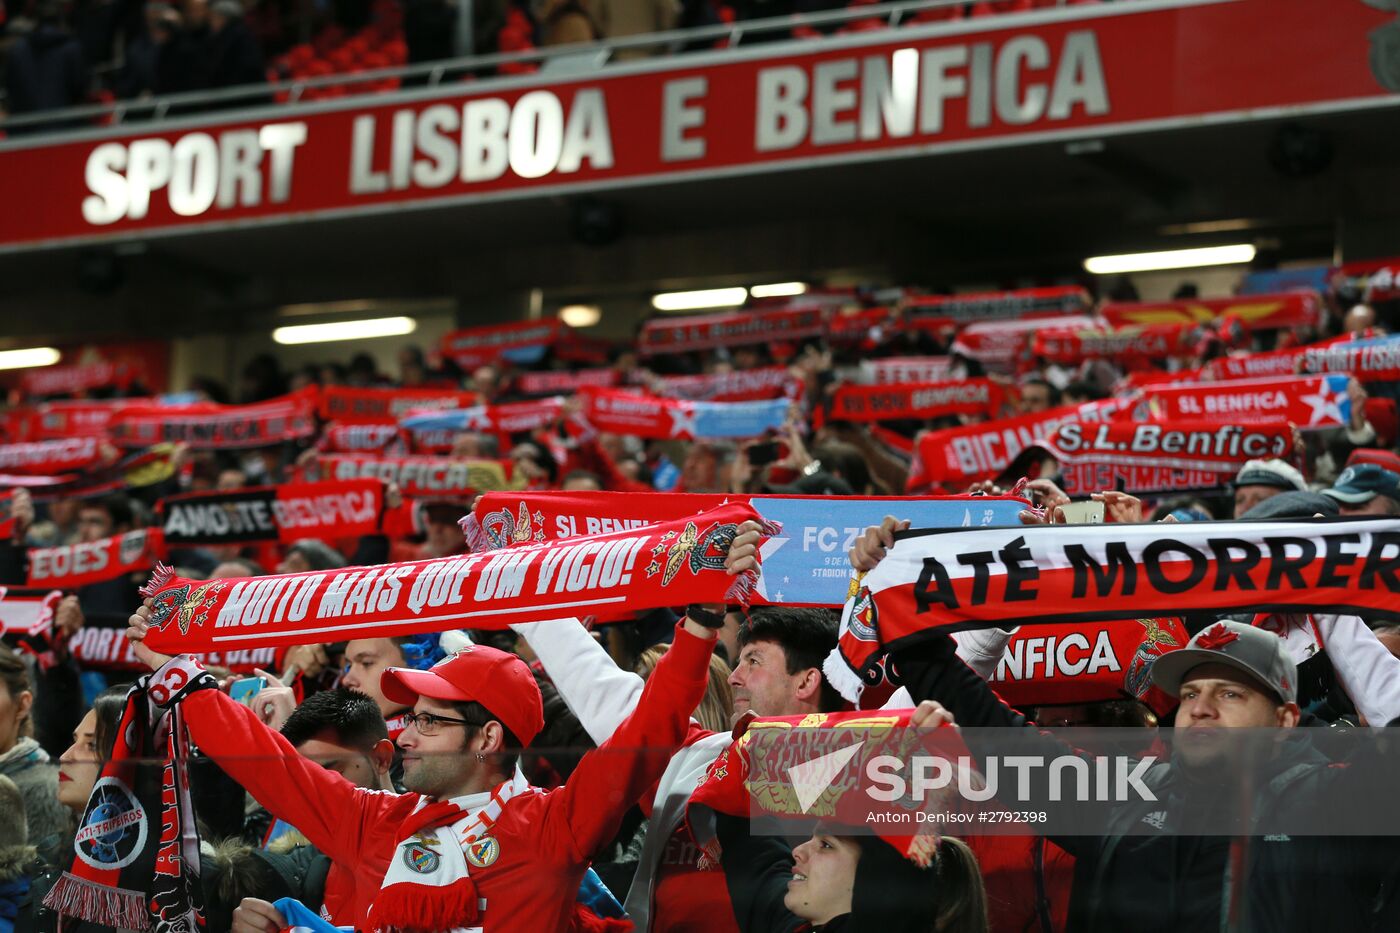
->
[138,503,775,654]
[686,709,945,869]
[907,403,1082,490]
[578,388,789,440]
[27,528,165,588]
[828,379,1004,423]
[640,367,801,403]
[43,656,214,932]
[1031,324,1195,363]
[1036,419,1295,496]
[827,518,1400,702]
[638,307,826,356]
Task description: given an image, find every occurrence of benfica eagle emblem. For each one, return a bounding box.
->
[483,502,546,547]
[148,580,227,636]
[645,521,737,585]
[1124,618,1181,699]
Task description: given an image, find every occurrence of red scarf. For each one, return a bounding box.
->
[687,709,946,869]
[158,479,384,545]
[0,437,106,475]
[986,619,1186,717]
[1031,324,1195,363]
[139,503,776,653]
[318,386,481,426]
[856,357,952,385]
[65,625,278,673]
[20,360,137,398]
[439,319,565,369]
[828,379,1005,423]
[907,404,1082,490]
[1099,291,1320,329]
[643,367,801,402]
[638,307,826,356]
[109,393,317,449]
[305,455,515,498]
[1037,419,1295,496]
[902,286,1091,327]
[319,423,404,453]
[27,528,165,589]
[1136,374,1351,428]
[514,368,619,397]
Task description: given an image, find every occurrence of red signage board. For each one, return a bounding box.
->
[0,0,1390,251]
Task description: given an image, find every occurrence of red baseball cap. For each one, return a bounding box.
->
[382,645,545,747]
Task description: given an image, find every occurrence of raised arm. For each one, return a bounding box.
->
[511,618,645,745]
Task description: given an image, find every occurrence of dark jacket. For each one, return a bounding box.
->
[2,24,87,114]
[896,633,1400,933]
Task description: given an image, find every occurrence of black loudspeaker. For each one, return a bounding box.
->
[1266,124,1334,179]
[568,197,625,247]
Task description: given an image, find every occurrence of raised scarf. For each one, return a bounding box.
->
[317,386,481,426]
[1302,333,1400,381]
[1099,290,1321,330]
[637,307,826,356]
[827,379,1004,423]
[158,479,384,546]
[108,392,318,449]
[305,454,516,498]
[440,319,565,369]
[1135,373,1352,429]
[1031,324,1195,363]
[398,398,565,437]
[43,656,213,932]
[138,502,773,654]
[826,518,1400,702]
[641,367,801,403]
[901,286,1091,327]
[577,388,789,440]
[27,528,165,589]
[0,437,106,476]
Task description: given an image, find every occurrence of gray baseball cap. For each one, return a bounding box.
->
[1150,620,1297,704]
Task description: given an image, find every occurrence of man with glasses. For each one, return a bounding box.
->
[125,521,763,933]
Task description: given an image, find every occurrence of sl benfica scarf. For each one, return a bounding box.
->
[514,367,619,397]
[306,455,516,498]
[1099,291,1321,330]
[366,770,534,933]
[3,399,133,442]
[641,367,801,403]
[638,307,827,357]
[1136,373,1352,429]
[1302,334,1400,382]
[907,403,1083,490]
[138,503,775,653]
[1031,324,1195,363]
[318,387,481,426]
[0,436,106,475]
[27,528,165,589]
[686,710,943,869]
[44,656,214,932]
[952,315,1097,368]
[828,379,1004,423]
[109,393,317,449]
[159,480,384,546]
[986,619,1187,717]
[440,319,564,369]
[20,360,136,398]
[827,518,1400,702]
[578,388,788,440]
[1037,420,1295,496]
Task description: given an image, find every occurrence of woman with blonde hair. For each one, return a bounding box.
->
[635,644,734,733]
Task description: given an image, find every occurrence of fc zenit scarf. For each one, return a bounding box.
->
[828,379,1005,423]
[27,529,165,589]
[139,503,775,654]
[43,656,213,932]
[827,518,1400,701]
[159,480,384,545]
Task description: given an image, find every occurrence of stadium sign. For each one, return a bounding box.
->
[0,0,1391,251]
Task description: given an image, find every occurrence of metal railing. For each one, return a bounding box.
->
[0,0,1095,137]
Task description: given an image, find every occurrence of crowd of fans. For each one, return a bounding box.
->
[1,271,1399,933]
[0,0,1100,127]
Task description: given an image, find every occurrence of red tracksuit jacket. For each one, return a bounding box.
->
[182,622,713,931]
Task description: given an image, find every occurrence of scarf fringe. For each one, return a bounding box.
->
[460,513,490,553]
[823,648,866,704]
[367,876,480,933]
[42,872,150,931]
[139,561,176,598]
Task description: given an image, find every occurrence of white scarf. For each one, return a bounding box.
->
[367,768,534,933]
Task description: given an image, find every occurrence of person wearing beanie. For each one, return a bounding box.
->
[1231,459,1307,519]
[124,523,762,933]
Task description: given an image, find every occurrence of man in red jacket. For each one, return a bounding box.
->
[125,523,760,933]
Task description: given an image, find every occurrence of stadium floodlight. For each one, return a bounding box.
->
[558,305,602,328]
[1083,244,1256,275]
[0,347,61,370]
[750,282,808,298]
[272,316,417,345]
[651,287,748,312]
